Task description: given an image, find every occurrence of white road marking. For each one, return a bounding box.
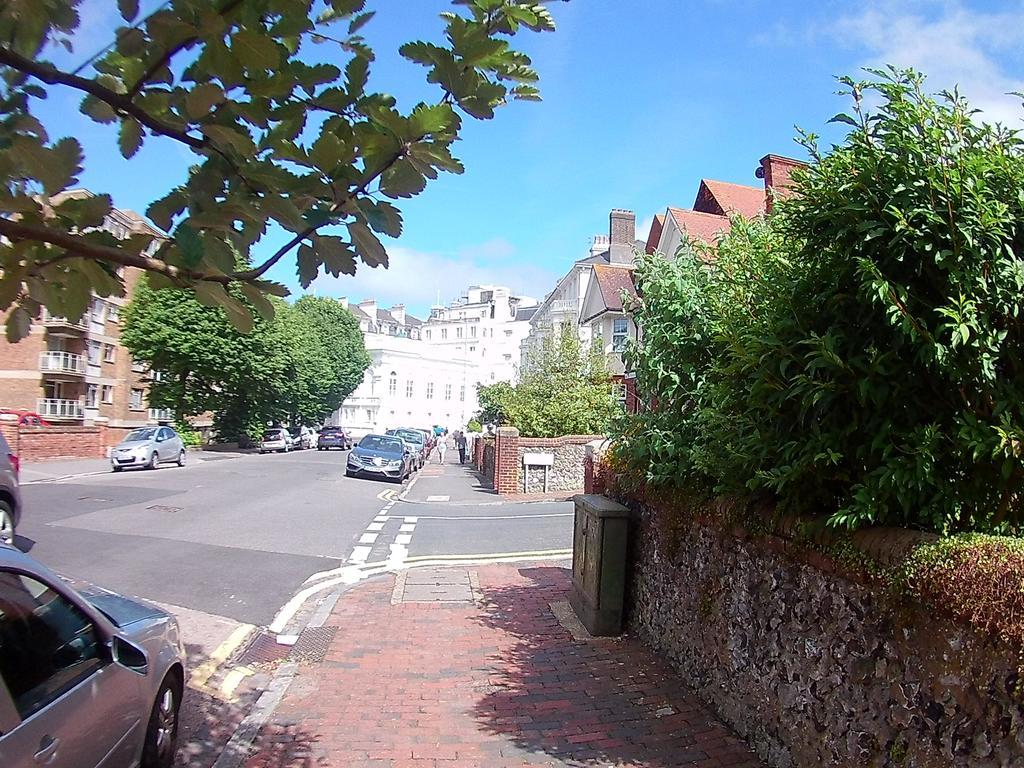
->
[367,522,385,531]
[349,545,371,564]
[395,533,412,545]
[358,532,378,544]
[425,495,450,502]
[399,523,415,532]
[373,515,388,522]
[404,516,418,523]
[412,512,573,521]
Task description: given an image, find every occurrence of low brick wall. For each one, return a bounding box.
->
[517,436,601,493]
[0,424,108,461]
[621,495,1024,767]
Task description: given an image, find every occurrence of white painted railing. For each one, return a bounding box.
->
[39,351,86,374]
[148,408,174,422]
[37,398,84,419]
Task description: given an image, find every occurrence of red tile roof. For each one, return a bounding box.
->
[667,207,733,244]
[644,214,664,255]
[591,264,638,314]
[695,179,766,218]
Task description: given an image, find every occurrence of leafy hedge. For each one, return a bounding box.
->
[613,68,1024,534]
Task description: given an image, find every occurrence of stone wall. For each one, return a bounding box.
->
[622,500,1024,767]
[0,423,108,461]
[517,437,597,493]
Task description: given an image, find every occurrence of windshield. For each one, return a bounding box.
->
[288,428,302,436]
[394,430,424,445]
[321,427,342,434]
[359,435,404,454]
[262,430,282,440]
[124,428,157,442]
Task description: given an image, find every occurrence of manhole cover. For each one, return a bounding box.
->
[236,631,291,665]
[290,626,337,664]
[146,505,182,514]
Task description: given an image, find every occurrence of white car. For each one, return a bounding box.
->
[288,426,316,450]
[0,544,185,768]
[258,428,293,454]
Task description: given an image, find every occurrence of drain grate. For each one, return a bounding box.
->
[146,504,182,514]
[236,630,291,665]
[289,626,337,664]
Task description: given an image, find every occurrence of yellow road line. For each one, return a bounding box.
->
[188,623,254,690]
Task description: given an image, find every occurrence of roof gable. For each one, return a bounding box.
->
[667,207,733,244]
[580,264,637,323]
[693,179,765,219]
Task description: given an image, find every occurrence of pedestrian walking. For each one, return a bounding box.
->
[456,430,467,464]
[436,435,447,464]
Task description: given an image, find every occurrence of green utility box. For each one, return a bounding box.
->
[569,494,631,636]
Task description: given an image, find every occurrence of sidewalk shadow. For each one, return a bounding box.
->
[471,567,755,767]
[176,643,322,767]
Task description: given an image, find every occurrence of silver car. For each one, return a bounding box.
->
[111,427,186,472]
[0,432,21,547]
[0,544,186,767]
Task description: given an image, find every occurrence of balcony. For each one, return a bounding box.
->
[39,351,86,376]
[549,299,578,314]
[37,398,84,420]
[148,408,174,422]
[42,311,87,333]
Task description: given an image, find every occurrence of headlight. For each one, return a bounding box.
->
[387,460,402,468]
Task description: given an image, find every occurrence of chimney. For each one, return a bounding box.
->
[357,298,377,320]
[609,209,635,264]
[337,296,349,310]
[389,304,405,325]
[589,234,609,257]
[757,155,805,212]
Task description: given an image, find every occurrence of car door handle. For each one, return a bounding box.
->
[34,735,60,764]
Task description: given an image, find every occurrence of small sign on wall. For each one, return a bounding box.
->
[523,452,555,466]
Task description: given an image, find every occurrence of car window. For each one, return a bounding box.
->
[0,571,104,721]
[125,428,156,442]
[262,431,280,440]
[358,435,403,453]
[158,428,173,441]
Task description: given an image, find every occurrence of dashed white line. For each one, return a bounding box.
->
[367,522,385,531]
[395,533,412,545]
[399,523,415,533]
[349,545,371,564]
[359,532,379,544]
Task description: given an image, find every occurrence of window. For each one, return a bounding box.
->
[426,383,434,399]
[0,571,104,720]
[103,344,115,363]
[444,384,452,401]
[504,354,512,361]
[460,385,465,401]
[101,385,114,404]
[405,380,413,398]
[471,326,477,338]
[107,304,119,322]
[86,340,101,365]
[389,373,397,396]
[131,358,146,373]
[469,346,476,352]
[85,384,98,408]
[612,318,629,353]
[365,409,373,422]
[130,388,144,410]
[425,330,431,340]
[441,329,448,340]
[456,327,463,339]
[90,300,105,324]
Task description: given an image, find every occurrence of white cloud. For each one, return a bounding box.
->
[307,238,561,317]
[828,1,1024,125]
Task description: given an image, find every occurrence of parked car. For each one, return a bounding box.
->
[0,544,185,768]
[386,428,428,470]
[288,426,316,450]
[317,426,351,451]
[0,432,20,549]
[345,434,414,483]
[111,427,186,472]
[0,410,50,427]
[259,427,293,454]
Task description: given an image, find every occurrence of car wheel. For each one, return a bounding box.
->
[112,465,123,472]
[149,452,159,470]
[0,500,15,548]
[141,672,181,768]
[177,450,186,467]
[345,469,355,477]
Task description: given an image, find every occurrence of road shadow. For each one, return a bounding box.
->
[176,643,323,768]
[471,566,762,768]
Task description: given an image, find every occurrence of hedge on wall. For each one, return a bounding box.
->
[613,67,1024,535]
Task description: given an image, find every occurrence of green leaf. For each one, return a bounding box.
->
[348,11,375,34]
[297,242,320,288]
[185,83,225,120]
[56,193,112,229]
[5,307,31,343]
[146,189,187,232]
[356,199,402,238]
[174,224,204,268]
[118,119,144,159]
[313,235,357,277]
[828,113,860,128]
[240,283,276,320]
[194,282,254,334]
[232,30,282,72]
[202,125,255,156]
[80,94,118,124]
[379,159,426,199]
[118,0,139,21]
[348,220,388,267]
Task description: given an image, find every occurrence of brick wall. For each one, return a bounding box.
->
[3,424,108,461]
[493,427,520,494]
[489,430,603,494]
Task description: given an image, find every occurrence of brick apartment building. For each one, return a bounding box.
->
[0,193,172,446]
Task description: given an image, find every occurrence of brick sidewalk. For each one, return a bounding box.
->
[243,564,763,768]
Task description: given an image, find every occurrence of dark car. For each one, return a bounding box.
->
[386,428,428,470]
[317,426,351,451]
[345,434,413,482]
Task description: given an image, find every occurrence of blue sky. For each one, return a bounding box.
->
[36,0,1024,317]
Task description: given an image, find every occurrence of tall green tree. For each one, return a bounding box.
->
[477,324,618,437]
[0,0,559,340]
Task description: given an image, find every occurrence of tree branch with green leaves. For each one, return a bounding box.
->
[0,0,559,340]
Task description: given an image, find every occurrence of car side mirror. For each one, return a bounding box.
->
[109,635,149,675]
